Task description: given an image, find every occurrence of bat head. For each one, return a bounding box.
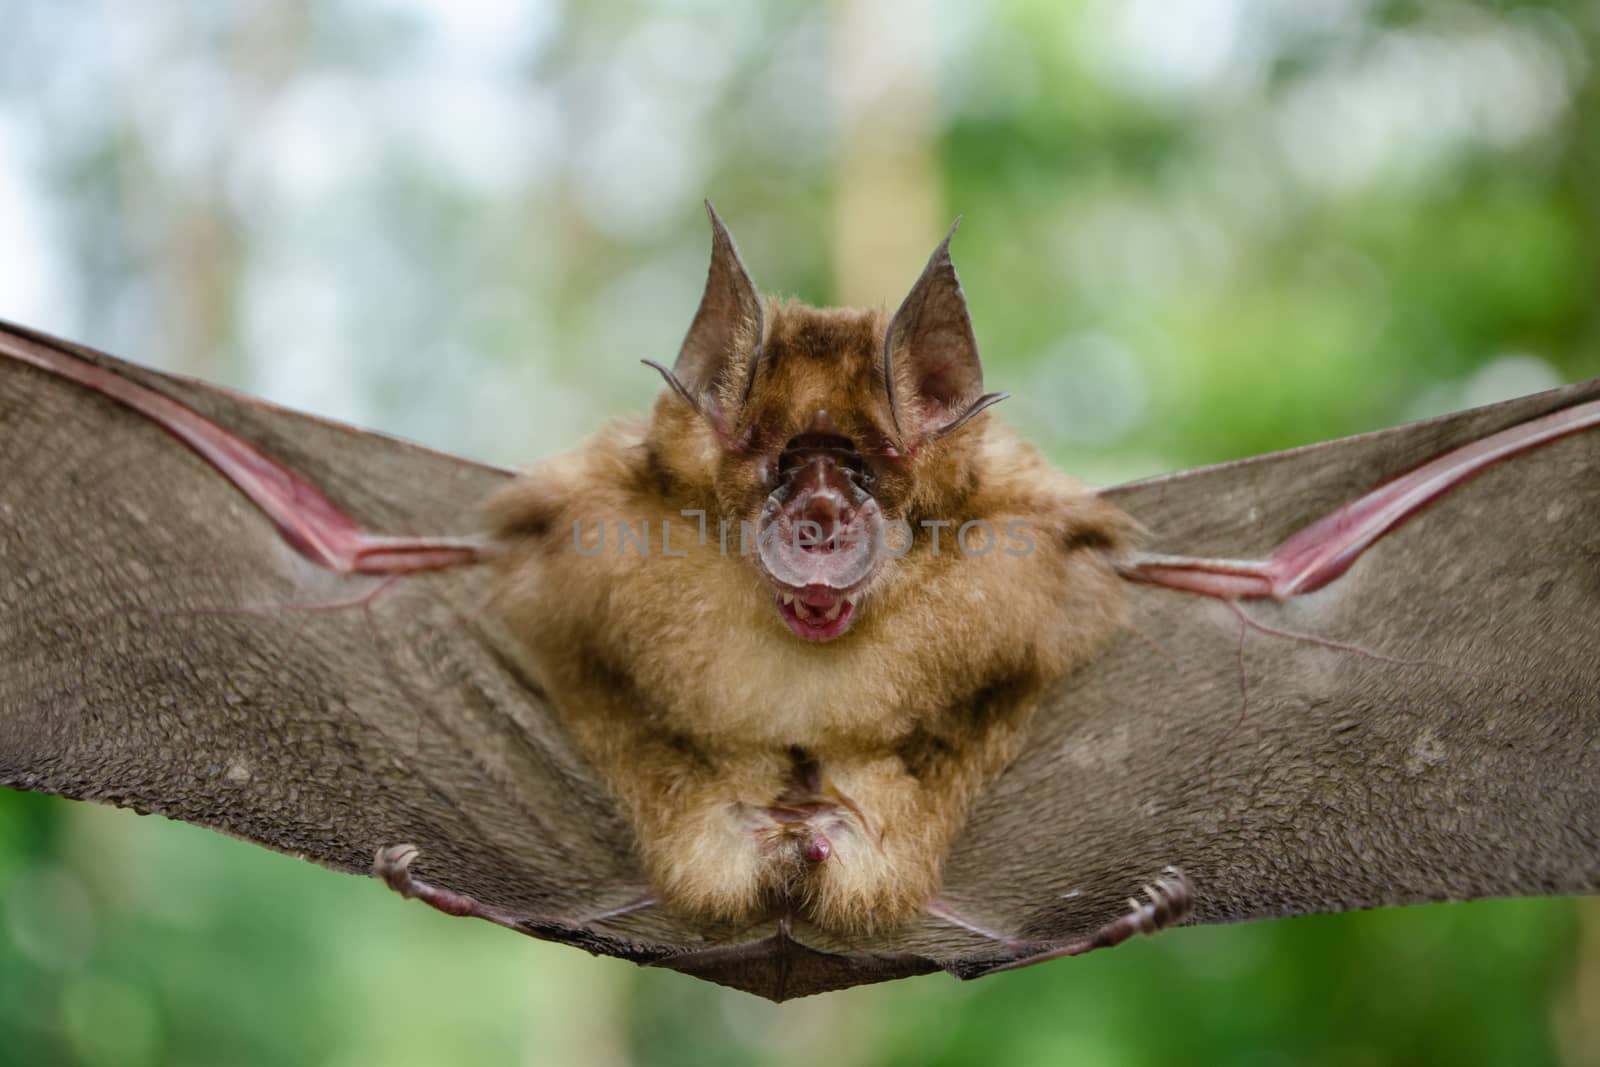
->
[645,203,1007,643]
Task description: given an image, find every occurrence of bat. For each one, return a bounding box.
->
[1,208,1597,1001]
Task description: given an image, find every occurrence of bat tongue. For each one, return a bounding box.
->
[757,454,881,594]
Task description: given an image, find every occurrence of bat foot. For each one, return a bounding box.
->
[1112,865,1194,940]
[373,843,519,926]
[374,842,421,894]
[1077,865,1193,951]
[956,866,1194,976]
[375,844,659,932]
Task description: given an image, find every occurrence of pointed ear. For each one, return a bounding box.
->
[882,219,1006,444]
[643,201,764,436]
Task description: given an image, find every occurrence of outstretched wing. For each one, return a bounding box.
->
[4,320,1597,1001]
[912,376,1600,978]
[0,322,676,962]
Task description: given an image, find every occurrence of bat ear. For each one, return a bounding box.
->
[644,201,764,439]
[882,218,1007,445]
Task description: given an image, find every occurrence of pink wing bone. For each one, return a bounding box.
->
[1121,395,1600,601]
[0,329,485,576]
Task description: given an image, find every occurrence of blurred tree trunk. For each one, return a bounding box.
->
[829,0,942,307]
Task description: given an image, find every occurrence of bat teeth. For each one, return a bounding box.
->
[822,600,844,622]
[780,591,798,607]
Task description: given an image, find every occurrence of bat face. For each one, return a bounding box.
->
[701,304,893,642]
[644,208,1008,643]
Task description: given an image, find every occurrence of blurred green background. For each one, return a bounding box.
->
[2,1,1598,1064]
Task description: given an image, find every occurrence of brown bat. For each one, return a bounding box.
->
[1,206,1597,1001]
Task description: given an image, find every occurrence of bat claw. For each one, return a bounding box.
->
[372,842,517,924]
[1123,866,1192,937]
[374,843,658,934]
[373,843,423,895]
[979,866,1195,975]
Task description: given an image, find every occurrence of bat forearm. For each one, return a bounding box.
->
[0,323,485,575]
[1120,392,1600,600]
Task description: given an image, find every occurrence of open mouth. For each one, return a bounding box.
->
[775,586,857,642]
